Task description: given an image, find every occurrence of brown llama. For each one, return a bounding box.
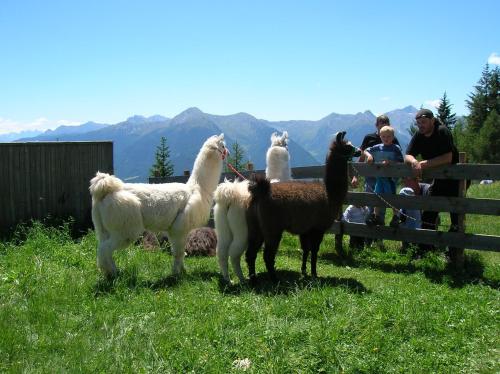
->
[245,131,360,283]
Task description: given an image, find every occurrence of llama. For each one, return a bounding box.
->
[245,131,360,283]
[214,131,291,283]
[266,131,291,182]
[89,134,227,278]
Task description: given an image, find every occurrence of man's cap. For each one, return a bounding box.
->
[415,108,434,120]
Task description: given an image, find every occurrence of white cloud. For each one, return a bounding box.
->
[488,52,500,65]
[379,96,391,102]
[0,117,82,135]
[424,99,441,109]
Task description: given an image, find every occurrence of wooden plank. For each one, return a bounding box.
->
[330,222,500,251]
[291,165,324,179]
[346,192,500,216]
[351,162,500,180]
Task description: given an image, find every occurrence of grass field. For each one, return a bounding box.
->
[1,183,499,373]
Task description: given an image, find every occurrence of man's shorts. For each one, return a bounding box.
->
[374,178,396,194]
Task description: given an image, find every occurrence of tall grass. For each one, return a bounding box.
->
[0,183,499,372]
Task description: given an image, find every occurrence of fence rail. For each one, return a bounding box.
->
[150,161,500,252]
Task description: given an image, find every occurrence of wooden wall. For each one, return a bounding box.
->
[0,142,113,235]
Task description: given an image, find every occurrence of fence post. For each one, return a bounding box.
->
[451,152,467,267]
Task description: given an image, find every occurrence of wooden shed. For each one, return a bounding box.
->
[0,141,113,236]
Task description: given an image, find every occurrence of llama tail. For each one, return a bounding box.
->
[89,172,125,202]
[248,174,271,201]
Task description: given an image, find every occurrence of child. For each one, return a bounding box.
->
[392,187,422,251]
[342,204,370,249]
[363,125,404,226]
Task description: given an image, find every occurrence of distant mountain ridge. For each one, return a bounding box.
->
[10,106,419,182]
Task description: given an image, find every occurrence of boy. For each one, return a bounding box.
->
[363,125,404,226]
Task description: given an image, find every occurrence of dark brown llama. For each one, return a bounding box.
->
[245,131,360,283]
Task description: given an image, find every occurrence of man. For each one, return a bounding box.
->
[404,108,460,258]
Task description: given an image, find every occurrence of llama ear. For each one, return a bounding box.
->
[218,133,224,140]
[335,131,346,143]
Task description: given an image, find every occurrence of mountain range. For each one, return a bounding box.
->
[9,106,419,182]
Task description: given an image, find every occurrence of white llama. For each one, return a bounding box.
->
[214,131,291,283]
[89,134,227,278]
[266,131,291,182]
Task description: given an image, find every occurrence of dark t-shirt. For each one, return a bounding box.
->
[406,124,459,164]
[360,132,400,151]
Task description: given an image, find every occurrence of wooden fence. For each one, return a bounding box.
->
[0,142,113,236]
[150,161,500,252]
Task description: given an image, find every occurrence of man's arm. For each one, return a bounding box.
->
[419,151,453,169]
[405,152,452,177]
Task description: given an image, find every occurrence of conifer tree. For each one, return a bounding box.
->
[477,110,500,163]
[466,64,496,133]
[407,120,418,137]
[437,91,457,128]
[150,136,174,177]
[225,141,248,173]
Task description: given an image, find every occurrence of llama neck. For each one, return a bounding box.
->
[324,155,349,207]
[187,151,223,198]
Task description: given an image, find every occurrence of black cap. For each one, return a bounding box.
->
[415,109,434,119]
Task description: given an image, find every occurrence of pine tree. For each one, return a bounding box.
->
[407,120,418,137]
[487,67,500,115]
[466,64,496,133]
[437,91,457,128]
[225,141,248,173]
[150,136,174,177]
[477,110,500,163]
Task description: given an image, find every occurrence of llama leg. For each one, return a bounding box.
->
[299,234,310,276]
[263,234,282,282]
[216,234,232,282]
[228,212,248,283]
[97,235,132,278]
[246,237,262,283]
[228,227,247,282]
[169,233,187,275]
[229,234,247,283]
[309,231,325,278]
[217,247,231,282]
[97,239,117,278]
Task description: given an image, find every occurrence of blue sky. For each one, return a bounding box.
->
[1,0,499,134]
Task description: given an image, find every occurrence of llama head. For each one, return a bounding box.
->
[270,131,289,148]
[205,133,228,159]
[329,131,361,159]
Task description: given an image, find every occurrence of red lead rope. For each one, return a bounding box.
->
[218,147,248,180]
[225,161,248,181]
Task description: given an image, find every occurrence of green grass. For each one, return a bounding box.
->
[1,183,499,373]
[1,223,499,373]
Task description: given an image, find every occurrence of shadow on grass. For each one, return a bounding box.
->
[218,269,368,296]
[320,248,498,290]
[93,268,221,296]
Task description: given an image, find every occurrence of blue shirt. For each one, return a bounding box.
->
[366,143,404,184]
[365,143,404,164]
